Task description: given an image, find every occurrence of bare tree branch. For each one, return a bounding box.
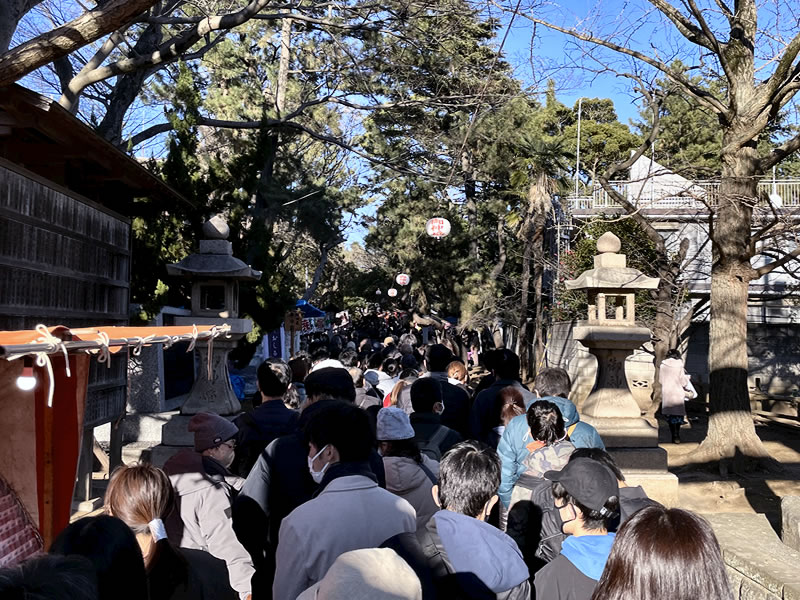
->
[755,246,800,278]
[0,0,159,86]
[646,0,719,53]
[520,14,728,115]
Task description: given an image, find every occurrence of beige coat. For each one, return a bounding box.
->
[660,357,690,416]
[272,474,416,600]
[383,455,440,530]
[163,450,254,598]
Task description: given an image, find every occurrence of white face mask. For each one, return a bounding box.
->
[308,444,330,484]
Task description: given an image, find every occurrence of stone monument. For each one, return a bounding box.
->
[151,215,261,465]
[565,231,678,504]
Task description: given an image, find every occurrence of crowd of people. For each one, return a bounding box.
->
[0,332,732,600]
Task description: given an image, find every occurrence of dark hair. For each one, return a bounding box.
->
[381,438,423,464]
[493,350,521,380]
[570,448,625,482]
[665,349,682,360]
[51,515,147,600]
[304,368,357,403]
[400,353,418,370]
[310,341,331,363]
[304,400,374,463]
[288,357,309,383]
[410,378,443,413]
[257,359,291,397]
[399,333,418,348]
[0,554,98,600]
[425,344,453,372]
[338,349,359,367]
[399,368,419,380]
[381,357,400,377]
[591,507,732,600]
[438,441,501,518]
[367,352,384,370]
[499,386,526,425]
[527,400,565,445]
[534,367,571,399]
[551,480,618,531]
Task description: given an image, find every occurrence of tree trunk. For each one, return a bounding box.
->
[517,183,535,380]
[96,23,162,144]
[0,0,44,54]
[694,141,771,469]
[0,0,159,86]
[530,210,546,380]
[462,150,478,262]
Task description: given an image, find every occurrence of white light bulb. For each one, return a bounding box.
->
[16,375,36,391]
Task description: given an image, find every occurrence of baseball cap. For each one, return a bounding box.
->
[544,457,619,515]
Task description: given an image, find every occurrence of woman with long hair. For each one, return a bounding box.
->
[105,464,236,600]
[591,506,732,600]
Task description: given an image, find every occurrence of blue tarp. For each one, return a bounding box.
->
[296,299,326,318]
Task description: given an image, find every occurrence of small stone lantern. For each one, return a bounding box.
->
[166,215,261,415]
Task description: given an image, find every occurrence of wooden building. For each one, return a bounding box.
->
[0,84,190,505]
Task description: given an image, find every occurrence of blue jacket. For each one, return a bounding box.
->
[497,395,605,507]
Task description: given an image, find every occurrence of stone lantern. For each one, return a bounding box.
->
[565,231,659,420]
[165,215,261,416]
[565,231,677,505]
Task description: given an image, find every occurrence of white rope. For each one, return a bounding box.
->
[7,324,73,408]
[186,324,199,352]
[95,331,111,368]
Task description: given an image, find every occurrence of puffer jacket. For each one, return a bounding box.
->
[417,510,530,600]
[163,450,254,598]
[497,395,604,508]
[383,455,440,530]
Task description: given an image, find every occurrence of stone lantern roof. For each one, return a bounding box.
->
[564,232,659,291]
[166,215,262,280]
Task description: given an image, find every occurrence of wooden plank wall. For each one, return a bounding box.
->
[0,162,130,432]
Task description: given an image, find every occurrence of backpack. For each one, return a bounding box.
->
[419,426,449,461]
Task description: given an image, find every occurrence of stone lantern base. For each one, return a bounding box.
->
[149,317,252,466]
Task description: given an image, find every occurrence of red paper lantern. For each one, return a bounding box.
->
[425,217,451,238]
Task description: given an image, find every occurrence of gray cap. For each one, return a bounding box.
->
[377,406,415,441]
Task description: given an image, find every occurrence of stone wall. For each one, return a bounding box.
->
[705,513,800,600]
[546,320,800,406]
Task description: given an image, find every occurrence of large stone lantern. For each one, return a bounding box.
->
[565,232,678,505]
[565,231,659,420]
[166,215,261,415]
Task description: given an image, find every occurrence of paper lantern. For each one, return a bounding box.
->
[396,273,410,286]
[375,289,382,295]
[387,288,398,297]
[426,217,451,238]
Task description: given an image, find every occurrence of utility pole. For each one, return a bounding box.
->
[575,97,584,198]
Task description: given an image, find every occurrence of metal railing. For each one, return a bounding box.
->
[568,179,800,211]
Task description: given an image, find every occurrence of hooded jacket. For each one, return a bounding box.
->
[163,450,254,598]
[383,455,440,530]
[417,510,530,600]
[497,396,605,508]
[533,533,615,600]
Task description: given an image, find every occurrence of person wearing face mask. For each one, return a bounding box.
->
[409,378,462,461]
[163,412,255,600]
[533,458,619,600]
[272,401,417,600]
